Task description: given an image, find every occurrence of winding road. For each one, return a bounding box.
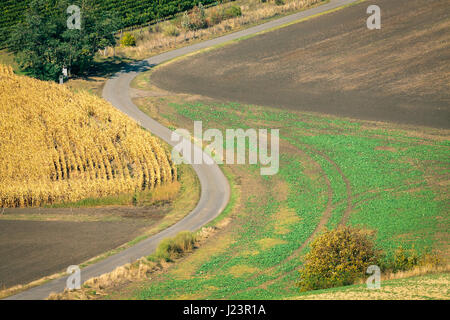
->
[6,0,358,300]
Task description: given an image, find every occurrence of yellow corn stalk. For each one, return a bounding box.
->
[0,65,176,207]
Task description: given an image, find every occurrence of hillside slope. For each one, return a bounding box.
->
[0,65,176,207]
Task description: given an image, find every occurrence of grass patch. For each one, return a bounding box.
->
[150,231,197,262]
[45,181,181,209]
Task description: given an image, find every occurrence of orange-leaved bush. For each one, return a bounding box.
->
[297,226,380,292]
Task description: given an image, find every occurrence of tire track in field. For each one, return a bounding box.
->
[226,145,336,298]
[310,148,353,225]
[228,142,353,298]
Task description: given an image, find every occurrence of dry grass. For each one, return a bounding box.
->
[145,181,181,203]
[0,65,176,207]
[109,0,323,60]
[294,266,450,300]
[380,264,450,282]
[256,238,288,250]
[274,207,301,235]
[229,265,260,277]
[0,272,64,300]
[47,258,160,300]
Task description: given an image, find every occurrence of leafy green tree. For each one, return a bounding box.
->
[8,0,119,81]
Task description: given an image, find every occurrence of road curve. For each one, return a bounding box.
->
[6,0,357,300]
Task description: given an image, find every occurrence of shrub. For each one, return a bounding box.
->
[382,246,441,273]
[224,6,242,19]
[391,246,420,272]
[297,226,380,292]
[120,33,136,47]
[154,238,174,261]
[175,231,197,251]
[154,231,197,261]
[189,4,207,30]
[206,8,224,27]
[181,11,191,31]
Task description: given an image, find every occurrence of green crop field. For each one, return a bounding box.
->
[107,91,449,300]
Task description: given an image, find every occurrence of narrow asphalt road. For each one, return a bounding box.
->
[6,0,358,300]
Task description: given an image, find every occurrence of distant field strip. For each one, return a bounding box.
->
[150,0,450,128]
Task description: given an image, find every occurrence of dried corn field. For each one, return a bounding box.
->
[0,65,176,207]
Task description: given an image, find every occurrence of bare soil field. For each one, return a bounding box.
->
[0,164,200,292]
[0,207,163,289]
[151,0,450,129]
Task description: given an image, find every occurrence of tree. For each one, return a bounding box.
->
[181,11,190,41]
[120,33,136,47]
[188,3,207,38]
[8,0,119,81]
[297,226,380,292]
